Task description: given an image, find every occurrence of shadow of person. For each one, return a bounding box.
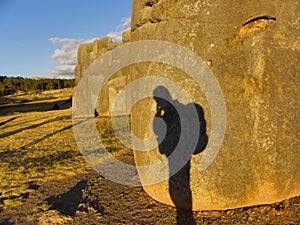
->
[153,86,208,225]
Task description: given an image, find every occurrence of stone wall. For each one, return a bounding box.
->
[74,0,299,210]
[130,0,300,210]
[75,33,131,115]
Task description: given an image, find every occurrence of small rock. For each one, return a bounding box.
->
[38,210,72,225]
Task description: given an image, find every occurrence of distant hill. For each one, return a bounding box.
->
[0,76,75,96]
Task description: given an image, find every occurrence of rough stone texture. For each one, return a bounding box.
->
[76,37,117,83]
[75,37,130,115]
[122,29,131,43]
[75,37,122,83]
[130,0,300,210]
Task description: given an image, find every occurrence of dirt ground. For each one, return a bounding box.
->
[0,96,299,224]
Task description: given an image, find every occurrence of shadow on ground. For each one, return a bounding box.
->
[0,117,18,127]
[0,116,66,139]
[0,98,72,116]
[0,218,15,225]
[42,180,105,217]
[45,180,88,217]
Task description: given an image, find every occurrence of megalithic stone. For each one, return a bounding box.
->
[75,37,131,116]
[130,0,300,210]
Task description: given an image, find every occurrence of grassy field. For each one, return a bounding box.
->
[0,109,86,209]
[0,95,130,210]
[0,89,137,224]
[0,89,299,224]
[0,89,74,104]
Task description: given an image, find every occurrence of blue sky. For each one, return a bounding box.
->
[0,0,132,78]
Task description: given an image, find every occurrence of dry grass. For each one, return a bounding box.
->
[0,109,87,208]
[0,98,130,211]
[0,88,73,104]
[0,88,82,210]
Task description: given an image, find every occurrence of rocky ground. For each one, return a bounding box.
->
[1,165,299,225]
[0,96,299,224]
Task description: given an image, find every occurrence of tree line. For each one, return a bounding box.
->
[0,76,75,96]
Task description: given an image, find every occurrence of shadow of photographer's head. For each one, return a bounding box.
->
[153,86,174,116]
[152,85,208,157]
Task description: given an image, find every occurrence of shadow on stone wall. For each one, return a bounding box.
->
[152,86,208,224]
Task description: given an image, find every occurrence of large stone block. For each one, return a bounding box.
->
[75,37,118,83]
[75,36,130,115]
[130,0,300,210]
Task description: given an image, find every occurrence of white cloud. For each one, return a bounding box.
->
[51,65,76,76]
[49,38,83,76]
[119,17,132,30]
[49,38,82,65]
[49,17,131,77]
[107,17,131,42]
